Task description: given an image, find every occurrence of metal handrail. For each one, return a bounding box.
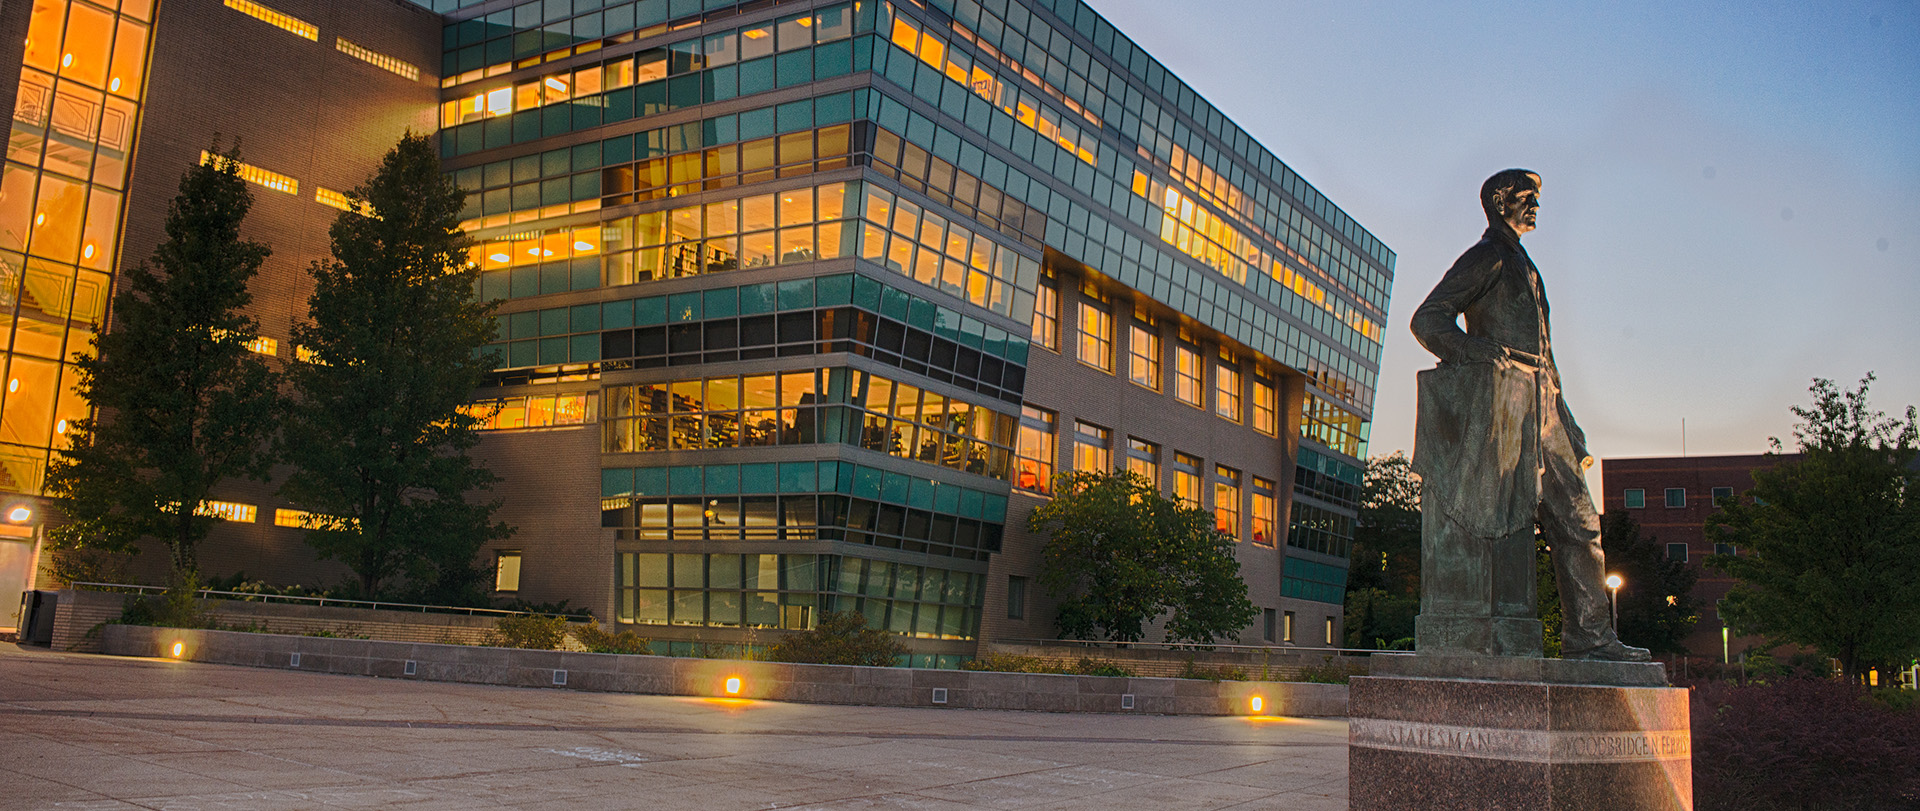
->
[66,581,590,620]
[992,637,1383,657]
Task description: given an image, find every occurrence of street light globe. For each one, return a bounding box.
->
[1605,574,1623,590]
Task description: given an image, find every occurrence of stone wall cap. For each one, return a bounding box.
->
[1369,652,1668,687]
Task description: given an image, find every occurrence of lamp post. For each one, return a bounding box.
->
[1605,573,1623,631]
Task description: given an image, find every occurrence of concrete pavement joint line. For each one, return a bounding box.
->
[0,706,1343,748]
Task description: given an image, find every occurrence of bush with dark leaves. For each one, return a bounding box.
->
[1691,678,1920,810]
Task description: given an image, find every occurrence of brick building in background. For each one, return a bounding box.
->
[1,0,1392,665]
[1600,453,1791,659]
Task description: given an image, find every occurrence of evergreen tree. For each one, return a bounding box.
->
[1601,512,1698,655]
[280,133,509,601]
[1344,452,1421,648]
[46,149,276,581]
[1033,469,1257,643]
[1708,374,1920,683]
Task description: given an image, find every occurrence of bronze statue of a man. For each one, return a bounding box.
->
[1408,169,1649,662]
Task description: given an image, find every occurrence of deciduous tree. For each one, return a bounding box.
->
[1708,374,1920,682]
[47,148,276,582]
[1345,452,1421,648]
[1033,469,1257,643]
[1601,512,1698,655]
[281,133,510,601]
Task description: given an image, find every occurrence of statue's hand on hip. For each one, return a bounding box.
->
[1459,337,1516,366]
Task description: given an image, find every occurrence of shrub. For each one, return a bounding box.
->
[117,574,213,629]
[1299,656,1370,685]
[571,624,653,655]
[1178,658,1248,682]
[767,611,905,666]
[961,652,1135,677]
[1691,679,1920,810]
[488,614,569,650]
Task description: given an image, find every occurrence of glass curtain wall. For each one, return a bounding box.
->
[0,0,156,495]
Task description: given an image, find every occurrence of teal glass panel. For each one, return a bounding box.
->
[668,292,702,321]
[703,287,738,317]
[778,461,816,492]
[635,296,668,325]
[852,275,882,310]
[669,466,703,495]
[738,282,777,315]
[776,278,813,310]
[959,489,983,519]
[907,478,935,510]
[880,471,910,504]
[635,466,670,496]
[569,333,599,361]
[602,468,635,497]
[705,464,739,494]
[740,462,778,493]
[603,299,634,329]
[815,274,853,306]
[852,465,883,499]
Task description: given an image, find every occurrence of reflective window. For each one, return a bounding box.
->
[1014,406,1055,493]
[1071,420,1110,474]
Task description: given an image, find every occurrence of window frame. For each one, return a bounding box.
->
[494,550,523,593]
[1624,488,1645,509]
[1665,487,1686,508]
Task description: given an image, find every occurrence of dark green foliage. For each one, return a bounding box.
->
[46,148,277,578]
[767,610,906,666]
[1708,375,1920,682]
[116,572,214,629]
[1344,453,1421,649]
[1537,533,1562,658]
[1032,469,1257,643]
[1691,679,1920,810]
[280,133,511,599]
[961,652,1133,676]
[488,614,569,649]
[1601,512,1698,654]
[572,623,653,655]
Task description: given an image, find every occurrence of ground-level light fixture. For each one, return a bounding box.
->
[170,641,184,658]
[724,676,742,695]
[1249,696,1264,714]
[5,503,32,523]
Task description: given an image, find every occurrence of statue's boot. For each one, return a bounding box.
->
[1563,640,1652,662]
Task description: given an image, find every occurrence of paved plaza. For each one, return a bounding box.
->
[0,644,1349,810]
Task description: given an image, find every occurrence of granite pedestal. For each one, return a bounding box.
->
[1350,654,1691,811]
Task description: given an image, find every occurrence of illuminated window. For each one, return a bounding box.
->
[1252,478,1277,547]
[336,38,419,81]
[223,0,317,41]
[195,501,257,522]
[1071,420,1110,474]
[274,509,347,529]
[200,151,297,195]
[1326,617,1336,645]
[245,335,277,356]
[1214,465,1241,538]
[1173,452,1201,507]
[315,187,374,217]
[1216,352,1242,423]
[1031,282,1058,351]
[294,345,322,364]
[495,551,522,592]
[1128,318,1161,391]
[1174,343,1203,407]
[467,394,599,430]
[1283,610,1295,643]
[1014,406,1056,493]
[1253,378,1278,436]
[1076,300,1112,373]
[1125,437,1159,485]
[1665,488,1686,508]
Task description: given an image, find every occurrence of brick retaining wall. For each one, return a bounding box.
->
[50,590,529,653]
[101,624,1349,717]
[984,641,1363,680]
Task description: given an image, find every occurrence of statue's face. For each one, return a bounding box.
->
[1499,176,1541,235]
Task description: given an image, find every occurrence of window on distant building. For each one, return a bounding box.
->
[1263,608,1277,642]
[1624,488,1645,509]
[1252,376,1278,435]
[1014,406,1056,493]
[1007,575,1027,620]
[1325,616,1336,645]
[1076,282,1112,373]
[1283,610,1295,643]
[1714,543,1737,557]
[1174,340,1203,408]
[1252,477,1277,547]
[1213,465,1241,539]
[1032,281,1059,351]
[1215,350,1242,423]
[1173,452,1202,507]
[1665,488,1686,508]
[1072,420,1111,473]
[1128,315,1161,391]
[1125,436,1159,485]
[495,551,522,592]
[1666,543,1688,563]
[1712,486,1733,506]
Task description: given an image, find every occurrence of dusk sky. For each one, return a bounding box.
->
[1091,0,1919,464]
